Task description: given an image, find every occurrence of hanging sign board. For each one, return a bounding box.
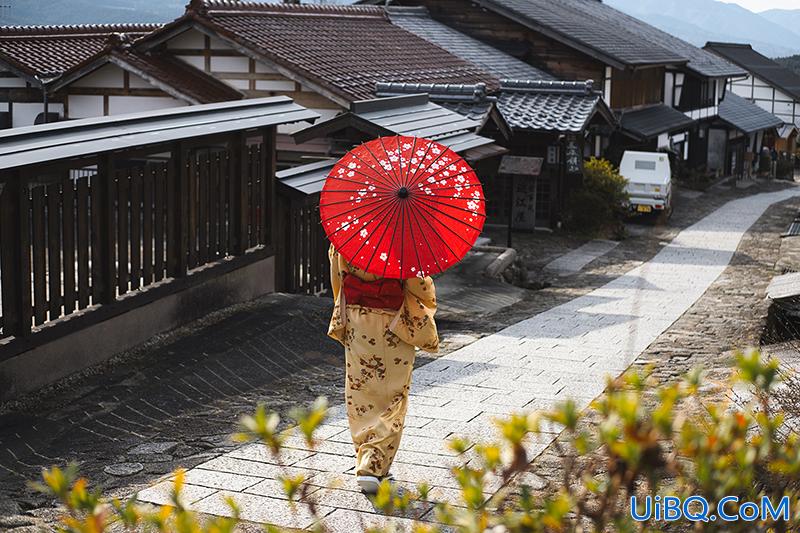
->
[547,145,559,165]
[498,155,544,177]
[565,137,582,174]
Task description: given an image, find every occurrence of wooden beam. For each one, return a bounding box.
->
[66,87,171,97]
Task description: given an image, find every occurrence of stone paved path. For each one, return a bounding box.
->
[137,187,800,531]
[543,239,619,275]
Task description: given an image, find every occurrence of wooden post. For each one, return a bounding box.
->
[96,154,117,304]
[0,171,33,336]
[260,126,276,248]
[167,141,188,278]
[231,131,249,255]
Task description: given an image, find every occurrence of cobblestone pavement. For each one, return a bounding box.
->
[1,181,796,531]
[525,190,800,500]
[130,186,800,531]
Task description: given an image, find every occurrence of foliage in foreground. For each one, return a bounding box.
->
[565,157,629,235]
[33,350,800,532]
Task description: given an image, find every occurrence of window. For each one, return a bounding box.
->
[635,160,657,171]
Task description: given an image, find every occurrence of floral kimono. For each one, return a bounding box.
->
[328,245,439,477]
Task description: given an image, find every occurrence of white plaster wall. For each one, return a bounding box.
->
[255,80,295,92]
[68,95,103,118]
[0,75,27,88]
[108,96,184,115]
[71,64,124,88]
[12,102,63,127]
[208,35,232,50]
[211,55,250,72]
[177,55,205,70]
[128,72,152,89]
[166,29,205,49]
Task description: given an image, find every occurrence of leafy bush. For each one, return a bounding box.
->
[33,351,800,532]
[565,157,629,235]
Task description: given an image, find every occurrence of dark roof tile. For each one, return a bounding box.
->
[386,6,553,81]
[480,0,684,68]
[0,24,159,80]
[718,91,783,134]
[706,42,800,100]
[618,104,696,139]
[115,50,243,104]
[190,1,497,103]
[479,0,741,76]
[375,81,495,123]
[497,79,614,133]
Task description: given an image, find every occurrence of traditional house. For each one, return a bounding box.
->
[376,80,616,229]
[715,91,783,177]
[130,0,496,165]
[364,0,749,175]
[0,2,497,162]
[0,24,160,127]
[705,42,800,153]
[276,93,507,293]
[384,6,553,82]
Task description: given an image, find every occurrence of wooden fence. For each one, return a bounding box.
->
[275,193,329,295]
[0,130,275,342]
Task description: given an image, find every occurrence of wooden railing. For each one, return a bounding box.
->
[0,130,275,341]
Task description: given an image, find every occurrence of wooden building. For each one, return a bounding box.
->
[0,97,318,400]
[365,0,752,174]
[273,93,506,294]
[0,24,160,127]
[0,2,496,165]
[127,0,497,166]
[715,91,784,177]
[706,42,800,154]
[375,80,616,229]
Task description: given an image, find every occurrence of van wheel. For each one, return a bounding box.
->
[657,206,673,224]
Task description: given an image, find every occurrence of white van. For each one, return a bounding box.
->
[619,151,672,217]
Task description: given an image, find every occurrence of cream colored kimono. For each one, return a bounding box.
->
[328,245,439,477]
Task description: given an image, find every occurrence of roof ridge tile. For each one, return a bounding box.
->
[194,0,386,17]
[0,23,161,36]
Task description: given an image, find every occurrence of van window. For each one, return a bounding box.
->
[635,160,657,171]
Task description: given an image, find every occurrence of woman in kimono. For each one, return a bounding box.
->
[328,245,439,494]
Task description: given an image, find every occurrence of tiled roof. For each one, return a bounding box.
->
[618,104,695,140]
[112,50,243,104]
[478,0,686,68]
[172,0,497,104]
[612,18,744,78]
[293,93,505,160]
[375,81,495,122]
[497,79,614,133]
[718,91,783,134]
[0,24,159,81]
[706,42,800,100]
[385,6,554,81]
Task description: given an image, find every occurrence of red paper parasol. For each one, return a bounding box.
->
[320,135,486,279]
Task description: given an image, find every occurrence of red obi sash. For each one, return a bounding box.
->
[343,275,404,310]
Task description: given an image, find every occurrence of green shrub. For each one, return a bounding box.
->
[33,351,800,532]
[565,157,628,235]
